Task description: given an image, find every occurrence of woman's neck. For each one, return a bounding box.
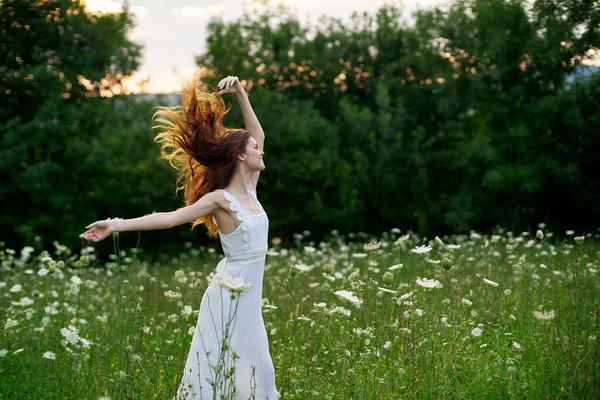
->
[226,171,252,197]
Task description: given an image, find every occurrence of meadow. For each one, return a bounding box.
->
[1,227,598,399]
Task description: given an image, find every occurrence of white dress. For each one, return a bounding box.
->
[176,186,280,400]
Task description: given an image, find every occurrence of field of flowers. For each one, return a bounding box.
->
[1,227,599,399]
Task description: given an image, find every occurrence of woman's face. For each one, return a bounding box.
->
[242,136,265,171]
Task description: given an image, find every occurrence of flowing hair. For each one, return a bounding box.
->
[153,82,251,236]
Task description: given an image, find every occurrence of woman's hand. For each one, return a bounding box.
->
[218,76,244,96]
[79,220,114,242]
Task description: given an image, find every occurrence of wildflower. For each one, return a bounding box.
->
[12,297,34,306]
[536,230,544,240]
[4,318,18,329]
[70,276,82,285]
[334,290,363,308]
[327,306,351,317]
[322,263,334,274]
[446,244,461,249]
[363,242,381,251]
[163,290,181,299]
[416,277,442,289]
[313,302,327,309]
[471,327,483,337]
[9,284,22,293]
[38,268,49,276]
[304,246,316,254]
[388,263,403,271]
[292,263,312,273]
[411,245,432,255]
[142,326,151,334]
[208,271,253,293]
[60,327,80,346]
[352,253,367,258]
[168,314,179,323]
[43,351,56,360]
[533,310,555,321]
[395,234,410,246]
[565,230,574,235]
[188,326,195,335]
[174,270,187,283]
[415,309,424,317]
[397,291,413,301]
[377,287,396,295]
[483,278,499,287]
[0,349,7,357]
[574,236,585,244]
[96,315,108,323]
[461,298,473,307]
[512,342,521,350]
[182,306,193,318]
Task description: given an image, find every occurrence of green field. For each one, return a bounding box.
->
[1,228,599,399]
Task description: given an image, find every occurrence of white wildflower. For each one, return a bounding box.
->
[363,242,381,251]
[334,290,363,307]
[182,305,193,317]
[513,342,521,350]
[471,327,483,337]
[533,310,555,321]
[43,351,56,360]
[395,234,410,246]
[483,278,499,287]
[377,287,396,295]
[70,276,82,285]
[304,246,316,254]
[327,306,351,317]
[388,263,403,271]
[163,290,181,299]
[4,318,18,329]
[416,277,442,289]
[446,244,461,249]
[0,349,7,357]
[352,253,368,258]
[461,298,473,307]
[292,263,312,273]
[411,245,432,255]
[9,284,22,293]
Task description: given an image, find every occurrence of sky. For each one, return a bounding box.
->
[85,0,599,94]
[85,0,448,94]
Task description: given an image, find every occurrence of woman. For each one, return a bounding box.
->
[79,76,280,399]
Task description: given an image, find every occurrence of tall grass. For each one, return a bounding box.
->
[1,227,598,399]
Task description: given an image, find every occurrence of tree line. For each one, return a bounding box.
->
[1,0,599,255]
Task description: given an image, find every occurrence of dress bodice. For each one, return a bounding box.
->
[212,186,269,264]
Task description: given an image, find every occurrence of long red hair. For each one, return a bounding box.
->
[153,82,251,236]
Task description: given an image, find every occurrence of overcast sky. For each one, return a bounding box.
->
[86,0,448,93]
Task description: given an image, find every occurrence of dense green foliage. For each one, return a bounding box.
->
[1,0,599,254]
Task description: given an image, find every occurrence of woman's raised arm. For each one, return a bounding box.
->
[218,76,264,189]
[79,191,222,242]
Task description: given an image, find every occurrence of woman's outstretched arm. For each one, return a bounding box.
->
[218,76,264,189]
[79,191,222,242]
